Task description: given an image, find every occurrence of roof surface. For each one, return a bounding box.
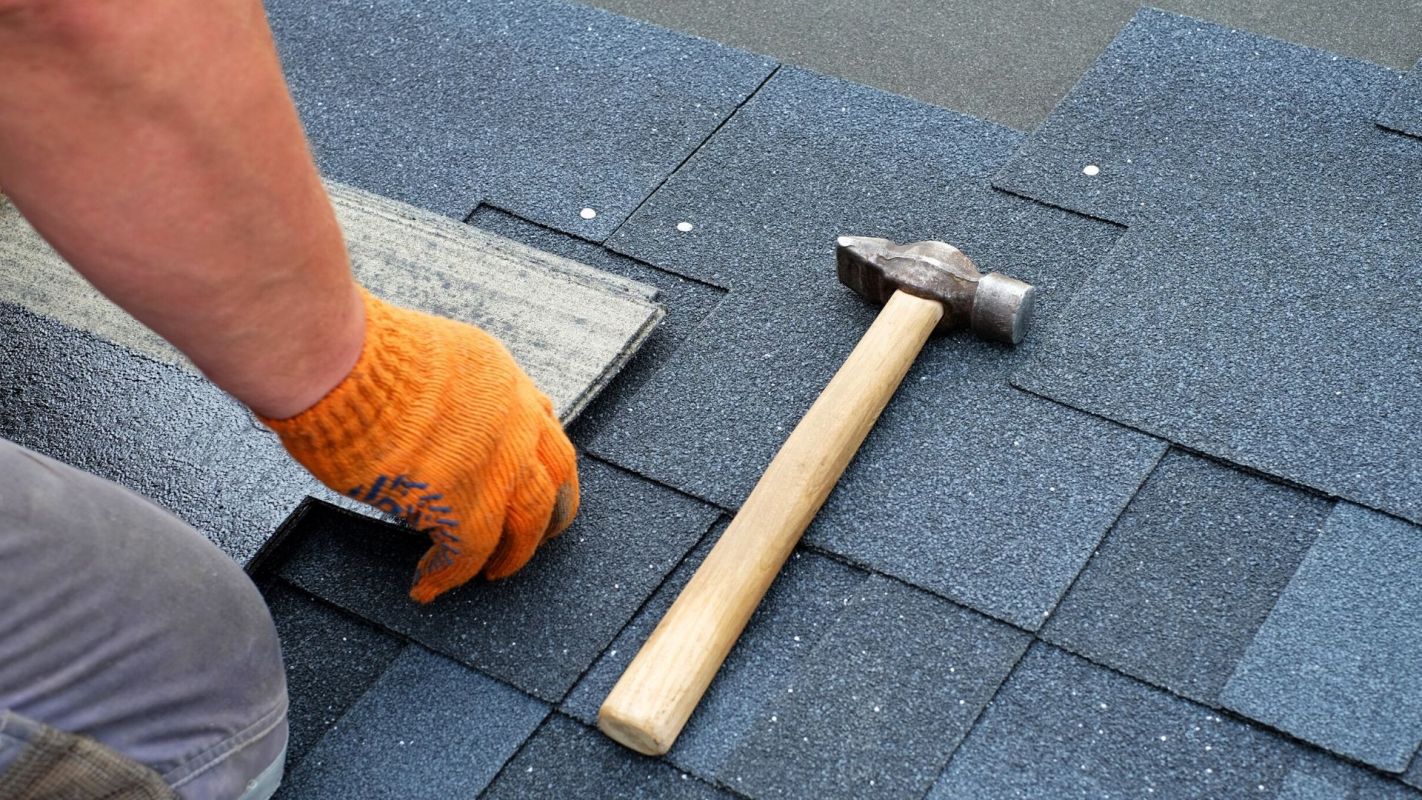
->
[6,0,1422,797]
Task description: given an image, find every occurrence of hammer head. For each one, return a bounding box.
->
[836,236,1036,344]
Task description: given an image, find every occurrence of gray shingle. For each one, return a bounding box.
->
[1042,449,1329,704]
[992,8,1418,225]
[265,0,775,237]
[1405,752,1422,790]
[1221,503,1422,772]
[718,575,1029,799]
[277,647,547,799]
[1377,60,1422,139]
[257,581,407,768]
[932,643,1419,799]
[993,14,1422,523]
[563,540,869,781]
[0,303,317,565]
[484,714,734,799]
[566,537,1027,798]
[275,459,720,702]
[590,66,1163,628]
[466,207,728,444]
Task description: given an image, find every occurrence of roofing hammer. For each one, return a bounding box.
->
[598,236,1035,755]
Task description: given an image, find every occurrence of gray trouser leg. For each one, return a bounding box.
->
[0,438,289,799]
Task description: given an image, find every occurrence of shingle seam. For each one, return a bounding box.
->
[601,64,784,254]
[798,541,1040,634]
[267,579,574,719]
[1027,639,1422,792]
[474,711,559,800]
[464,202,735,297]
[548,514,728,706]
[1033,441,1170,625]
[928,632,1037,794]
[1009,378,1409,516]
[578,450,738,512]
[788,434,1166,634]
[989,183,1133,230]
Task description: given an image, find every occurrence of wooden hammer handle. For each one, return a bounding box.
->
[598,290,944,755]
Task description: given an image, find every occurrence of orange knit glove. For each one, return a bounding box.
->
[262,288,579,603]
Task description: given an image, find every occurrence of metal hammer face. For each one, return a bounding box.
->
[835,235,1036,344]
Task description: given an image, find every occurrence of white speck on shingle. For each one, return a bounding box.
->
[579,207,597,220]
[1083,164,1101,176]
[676,221,694,232]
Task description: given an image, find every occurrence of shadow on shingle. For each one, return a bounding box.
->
[1376,59,1422,139]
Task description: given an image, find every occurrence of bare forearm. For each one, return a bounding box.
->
[0,0,362,418]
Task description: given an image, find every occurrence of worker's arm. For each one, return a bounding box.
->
[0,0,578,600]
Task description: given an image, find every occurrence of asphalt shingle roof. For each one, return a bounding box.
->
[1377,59,1422,138]
[6,0,1422,796]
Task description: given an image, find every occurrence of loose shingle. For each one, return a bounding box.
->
[0,303,318,565]
[1377,60,1422,138]
[592,66,1162,628]
[564,541,873,779]
[467,206,728,443]
[257,581,407,767]
[992,11,1422,522]
[265,0,775,236]
[0,186,665,423]
[1042,449,1329,704]
[932,643,1419,799]
[719,575,1030,800]
[277,647,547,799]
[275,459,721,702]
[1221,503,1422,772]
[484,715,734,799]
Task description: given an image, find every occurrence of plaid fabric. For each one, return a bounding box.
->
[0,722,176,800]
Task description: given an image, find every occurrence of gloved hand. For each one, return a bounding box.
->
[262,287,579,603]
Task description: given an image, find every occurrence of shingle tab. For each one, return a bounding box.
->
[1377,60,1422,139]
[0,303,317,565]
[994,11,1422,523]
[1405,752,1422,790]
[590,66,1163,628]
[275,459,720,701]
[1221,503,1422,772]
[484,715,734,799]
[265,0,775,236]
[564,541,869,780]
[277,647,547,799]
[467,207,728,443]
[258,581,407,768]
[932,643,1419,799]
[567,540,1027,797]
[992,8,1418,225]
[719,575,1029,799]
[1042,449,1329,704]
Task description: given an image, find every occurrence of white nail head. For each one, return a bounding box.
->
[579,207,597,220]
[1083,164,1101,176]
[676,221,694,232]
